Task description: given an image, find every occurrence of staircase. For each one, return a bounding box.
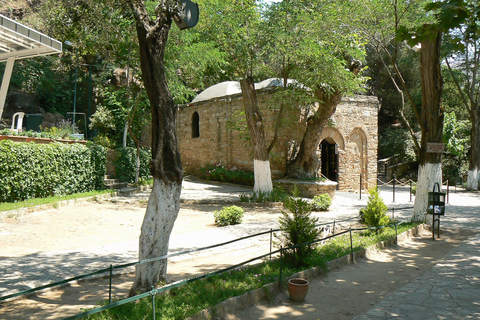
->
[103,175,128,190]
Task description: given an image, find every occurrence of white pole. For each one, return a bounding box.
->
[0,57,15,119]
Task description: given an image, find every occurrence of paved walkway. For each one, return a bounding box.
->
[353,188,480,320]
[1,177,480,320]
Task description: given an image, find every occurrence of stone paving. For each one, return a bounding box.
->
[353,187,480,320]
[354,233,480,320]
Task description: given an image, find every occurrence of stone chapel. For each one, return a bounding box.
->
[176,78,379,192]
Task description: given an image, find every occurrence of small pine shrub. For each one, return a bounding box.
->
[362,188,389,232]
[214,205,244,226]
[311,194,332,211]
[276,187,320,266]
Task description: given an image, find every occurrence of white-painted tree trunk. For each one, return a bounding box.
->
[467,169,479,191]
[413,163,442,224]
[253,159,273,194]
[130,178,182,295]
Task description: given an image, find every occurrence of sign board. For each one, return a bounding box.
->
[427,142,444,153]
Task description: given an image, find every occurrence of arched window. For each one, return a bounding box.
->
[192,112,200,138]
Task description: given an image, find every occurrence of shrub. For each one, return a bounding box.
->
[114,147,152,183]
[87,142,107,190]
[276,188,320,266]
[362,188,389,231]
[200,164,254,186]
[311,194,332,211]
[214,205,244,226]
[0,140,106,202]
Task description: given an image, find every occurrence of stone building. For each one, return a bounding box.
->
[176,79,379,192]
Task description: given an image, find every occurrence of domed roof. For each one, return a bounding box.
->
[190,81,241,104]
[189,78,296,104]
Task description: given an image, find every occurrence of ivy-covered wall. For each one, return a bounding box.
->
[0,140,107,203]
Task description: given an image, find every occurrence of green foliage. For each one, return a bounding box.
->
[276,195,320,266]
[92,134,116,149]
[89,105,116,134]
[87,142,108,190]
[214,205,244,226]
[114,147,152,184]
[1,120,79,140]
[311,194,332,211]
[0,140,106,203]
[361,188,389,231]
[378,127,417,163]
[442,112,470,184]
[200,164,254,186]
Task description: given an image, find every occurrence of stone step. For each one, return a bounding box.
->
[117,187,142,196]
[105,183,129,190]
[104,179,129,189]
[104,178,121,185]
[104,175,116,180]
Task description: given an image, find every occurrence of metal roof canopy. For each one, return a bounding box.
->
[0,14,62,119]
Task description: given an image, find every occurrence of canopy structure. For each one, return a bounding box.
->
[0,14,62,119]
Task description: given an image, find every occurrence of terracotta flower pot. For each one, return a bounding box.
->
[288,278,309,302]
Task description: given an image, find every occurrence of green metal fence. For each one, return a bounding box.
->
[0,210,414,319]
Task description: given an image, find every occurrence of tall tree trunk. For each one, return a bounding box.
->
[413,27,443,222]
[286,89,342,179]
[128,8,183,296]
[240,77,273,193]
[467,109,480,190]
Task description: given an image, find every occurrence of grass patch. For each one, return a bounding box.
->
[0,190,114,212]
[85,221,420,320]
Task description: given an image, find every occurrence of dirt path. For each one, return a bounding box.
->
[0,198,284,319]
[231,228,477,320]
[0,197,476,319]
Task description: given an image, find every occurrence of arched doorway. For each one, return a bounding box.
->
[320,139,338,182]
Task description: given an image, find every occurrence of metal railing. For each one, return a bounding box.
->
[61,218,412,320]
[0,216,357,304]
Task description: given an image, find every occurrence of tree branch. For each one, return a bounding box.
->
[377,47,420,155]
[445,57,473,115]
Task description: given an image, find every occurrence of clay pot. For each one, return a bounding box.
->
[288,278,309,302]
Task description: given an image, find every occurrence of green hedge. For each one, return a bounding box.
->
[114,147,152,183]
[0,140,107,203]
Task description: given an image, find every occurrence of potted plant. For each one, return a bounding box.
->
[288,278,309,302]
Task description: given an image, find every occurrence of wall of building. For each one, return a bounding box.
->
[177,91,378,192]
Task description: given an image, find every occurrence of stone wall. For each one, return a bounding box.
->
[177,92,378,192]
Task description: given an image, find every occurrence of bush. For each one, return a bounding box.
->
[200,164,254,186]
[0,140,106,202]
[311,193,332,211]
[86,142,107,190]
[362,188,389,231]
[276,188,320,266]
[214,205,244,226]
[114,147,152,183]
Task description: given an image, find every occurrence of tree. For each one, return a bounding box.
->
[123,0,186,295]
[355,0,446,221]
[200,0,273,193]
[412,26,444,221]
[440,0,480,190]
[273,0,366,178]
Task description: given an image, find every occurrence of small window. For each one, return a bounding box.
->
[192,112,200,138]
